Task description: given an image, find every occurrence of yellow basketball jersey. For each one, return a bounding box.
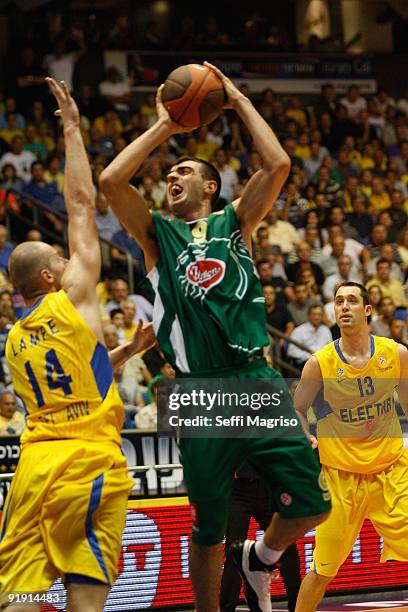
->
[5,290,124,447]
[314,335,403,473]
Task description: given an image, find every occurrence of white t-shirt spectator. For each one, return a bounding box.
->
[287,322,332,363]
[44,53,76,92]
[99,78,131,112]
[105,294,153,324]
[340,96,367,120]
[218,166,238,202]
[0,150,37,182]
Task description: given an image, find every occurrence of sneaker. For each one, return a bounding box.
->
[230,540,279,612]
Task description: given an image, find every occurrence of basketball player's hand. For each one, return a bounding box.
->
[46,77,80,129]
[203,61,245,109]
[155,84,191,134]
[308,434,318,450]
[130,321,156,355]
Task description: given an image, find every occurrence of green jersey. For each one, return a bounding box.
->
[149,204,269,373]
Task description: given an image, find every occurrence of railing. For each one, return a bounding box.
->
[266,323,313,376]
[5,188,138,293]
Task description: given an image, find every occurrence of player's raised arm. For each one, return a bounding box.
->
[204,62,291,249]
[46,78,100,301]
[293,356,323,448]
[99,87,189,271]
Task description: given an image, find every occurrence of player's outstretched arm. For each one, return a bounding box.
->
[99,87,189,271]
[109,322,156,371]
[397,343,408,418]
[293,356,323,448]
[204,62,291,250]
[46,78,105,340]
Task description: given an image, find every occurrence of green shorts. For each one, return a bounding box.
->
[178,360,331,545]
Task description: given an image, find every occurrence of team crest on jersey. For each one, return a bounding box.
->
[378,356,387,366]
[337,368,344,376]
[186,258,226,289]
[280,492,292,507]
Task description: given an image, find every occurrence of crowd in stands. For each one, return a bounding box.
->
[1,29,408,434]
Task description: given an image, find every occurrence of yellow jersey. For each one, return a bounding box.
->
[314,335,403,474]
[5,289,124,447]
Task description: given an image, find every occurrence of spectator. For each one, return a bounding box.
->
[391,140,408,174]
[14,47,46,114]
[212,148,238,202]
[23,124,47,160]
[366,259,407,308]
[285,241,325,286]
[340,85,367,121]
[367,284,383,321]
[0,112,25,144]
[0,391,25,436]
[94,190,121,241]
[257,208,300,255]
[370,296,396,337]
[43,34,86,92]
[263,284,294,336]
[105,278,152,323]
[0,97,25,130]
[256,258,289,302]
[326,205,360,241]
[313,165,341,202]
[111,225,146,279]
[386,189,407,230]
[303,141,326,180]
[0,180,19,224]
[99,66,131,117]
[320,230,362,275]
[369,176,391,212]
[363,223,402,266]
[335,147,360,187]
[110,307,125,343]
[389,318,408,348]
[287,305,332,367]
[397,226,408,270]
[0,303,14,356]
[347,195,373,242]
[0,135,37,182]
[322,254,360,302]
[43,154,64,193]
[135,375,163,430]
[77,84,109,122]
[0,225,13,272]
[120,299,138,341]
[287,283,320,327]
[367,243,403,282]
[1,163,24,193]
[315,83,336,119]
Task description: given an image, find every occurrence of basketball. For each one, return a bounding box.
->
[162,63,225,129]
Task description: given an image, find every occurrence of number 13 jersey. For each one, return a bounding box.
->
[314,335,404,473]
[5,289,124,447]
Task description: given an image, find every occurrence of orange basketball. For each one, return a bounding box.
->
[162,64,225,129]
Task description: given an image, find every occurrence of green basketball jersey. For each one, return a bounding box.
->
[149,204,269,373]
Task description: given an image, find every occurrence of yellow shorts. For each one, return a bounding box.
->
[311,450,408,577]
[0,439,133,600]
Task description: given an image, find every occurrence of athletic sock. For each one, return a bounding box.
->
[254,539,284,566]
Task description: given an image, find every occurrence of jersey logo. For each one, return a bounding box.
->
[186,258,226,289]
[337,368,344,376]
[378,356,387,366]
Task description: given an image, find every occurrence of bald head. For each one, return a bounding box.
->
[8,242,64,300]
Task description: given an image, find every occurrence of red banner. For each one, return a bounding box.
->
[34,496,408,610]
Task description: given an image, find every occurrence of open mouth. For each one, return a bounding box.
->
[170,184,184,199]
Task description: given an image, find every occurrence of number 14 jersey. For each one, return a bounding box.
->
[5,289,124,447]
[314,335,404,473]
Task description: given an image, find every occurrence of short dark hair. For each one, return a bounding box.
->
[334,281,369,306]
[171,157,221,207]
[110,308,124,319]
[376,257,391,269]
[308,304,323,315]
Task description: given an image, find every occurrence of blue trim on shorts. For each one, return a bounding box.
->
[66,573,107,585]
[0,493,12,542]
[85,474,109,584]
[90,343,113,400]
